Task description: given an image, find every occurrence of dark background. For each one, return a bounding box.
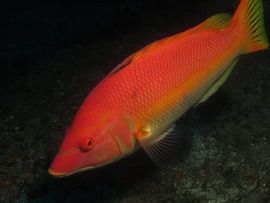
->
[0,0,237,63]
[0,0,270,202]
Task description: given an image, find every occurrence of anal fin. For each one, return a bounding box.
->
[195,58,239,106]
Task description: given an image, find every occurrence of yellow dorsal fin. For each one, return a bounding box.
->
[109,13,232,75]
[131,13,232,61]
[199,13,232,30]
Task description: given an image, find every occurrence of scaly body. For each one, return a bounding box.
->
[90,24,240,137]
[49,0,268,177]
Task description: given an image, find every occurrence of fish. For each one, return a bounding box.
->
[48,0,269,177]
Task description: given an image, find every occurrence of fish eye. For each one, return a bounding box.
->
[79,137,94,152]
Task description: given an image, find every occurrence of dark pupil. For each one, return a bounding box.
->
[87,140,92,146]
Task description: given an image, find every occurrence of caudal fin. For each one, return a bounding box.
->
[233,0,269,53]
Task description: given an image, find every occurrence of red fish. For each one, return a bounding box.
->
[49,0,268,177]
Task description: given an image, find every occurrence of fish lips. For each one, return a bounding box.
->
[48,165,94,177]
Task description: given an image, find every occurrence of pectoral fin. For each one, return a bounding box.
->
[135,124,181,168]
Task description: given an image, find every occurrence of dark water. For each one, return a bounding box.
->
[1,0,270,202]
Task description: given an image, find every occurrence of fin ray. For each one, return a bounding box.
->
[233,0,269,52]
[200,13,231,30]
[136,125,181,168]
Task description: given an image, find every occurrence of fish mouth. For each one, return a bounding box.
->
[48,165,95,177]
[48,168,69,177]
[48,158,119,177]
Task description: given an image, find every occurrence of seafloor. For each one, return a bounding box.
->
[0,0,270,202]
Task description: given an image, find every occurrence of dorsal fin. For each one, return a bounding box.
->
[199,13,232,30]
[129,13,232,62]
[109,13,232,76]
[107,55,133,76]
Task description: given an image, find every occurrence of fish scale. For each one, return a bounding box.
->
[91,30,238,134]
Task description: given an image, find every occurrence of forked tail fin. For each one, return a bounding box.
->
[232,0,269,53]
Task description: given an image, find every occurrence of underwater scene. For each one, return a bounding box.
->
[0,0,270,202]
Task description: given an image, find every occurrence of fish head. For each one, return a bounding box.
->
[48,108,136,177]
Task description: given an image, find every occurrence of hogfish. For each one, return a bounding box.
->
[49,0,269,177]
